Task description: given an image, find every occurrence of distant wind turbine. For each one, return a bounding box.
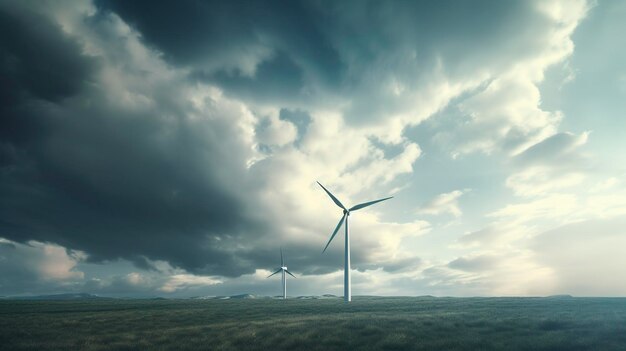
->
[317,181,392,303]
[267,248,296,299]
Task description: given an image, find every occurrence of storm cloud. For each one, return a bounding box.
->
[4,0,624,297]
[0,1,266,276]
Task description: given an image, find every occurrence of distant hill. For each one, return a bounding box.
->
[545,294,574,299]
[230,294,258,299]
[191,294,265,300]
[191,294,343,300]
[2,293,108,300]
[0,293,582,301]
[296,294,340,299]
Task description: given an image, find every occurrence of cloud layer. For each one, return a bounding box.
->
[3,0,625,297]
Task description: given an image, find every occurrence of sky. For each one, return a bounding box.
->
[1,0,625,298]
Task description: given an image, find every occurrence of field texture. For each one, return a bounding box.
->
[1,296,625,350]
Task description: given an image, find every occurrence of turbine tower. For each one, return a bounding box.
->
[267,248,296,299]
[317,181,392,303]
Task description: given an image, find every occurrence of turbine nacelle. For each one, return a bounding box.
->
[267,249,297,300]
[318,181,392,254]
[267,249,297,279]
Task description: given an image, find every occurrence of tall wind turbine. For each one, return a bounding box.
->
[318,181,392,302]
[267,248,296,299]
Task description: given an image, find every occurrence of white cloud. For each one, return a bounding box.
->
[255,112,298,147]
[584,191,626,219]
[590,177,619,193]
[337,142,422,195]
[456,76,563,156]
[489,193,579,225]
[37,243,85,281]
[433,1,589,158]
[491,180,626,228]
[514,131,590,167]
[418,190,466,217]
[0,239,85,294]
[456,222,531,250]
[532,216,626,296]
[125,272,146,286]
[445,252,556,296]
[504,131,591,198]
[160,274,222,293]
[506,167,586,197]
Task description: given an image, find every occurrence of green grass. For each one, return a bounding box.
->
[1,297,626,350]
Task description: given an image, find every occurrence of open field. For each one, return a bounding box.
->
[1,296,625,350]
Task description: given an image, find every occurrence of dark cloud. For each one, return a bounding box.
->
[0,1,394,281]
[202,51,305,105]
[98,0,343,101]
[96,0,547,125]
[0,94,261,275]
[312,0,544,125]
[380,256,423,273]
[0,3,267,277]
[0,4,95,169]
[0,119,262,276]
[0,7,94,106]
[279,109,311,144]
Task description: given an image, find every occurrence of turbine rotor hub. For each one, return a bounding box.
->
[343,209,350,216]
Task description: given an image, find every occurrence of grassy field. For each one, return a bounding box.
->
[1,296,625,350]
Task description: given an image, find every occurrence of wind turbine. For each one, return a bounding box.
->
[317,181,392,302]
[267,248,296,299]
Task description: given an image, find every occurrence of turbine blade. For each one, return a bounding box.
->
[323,213,346,253]
[280,248,284,267]
[349,196,393,211]
[267,268,281,278]
[317,181,346,210]
[285,270,297,278]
